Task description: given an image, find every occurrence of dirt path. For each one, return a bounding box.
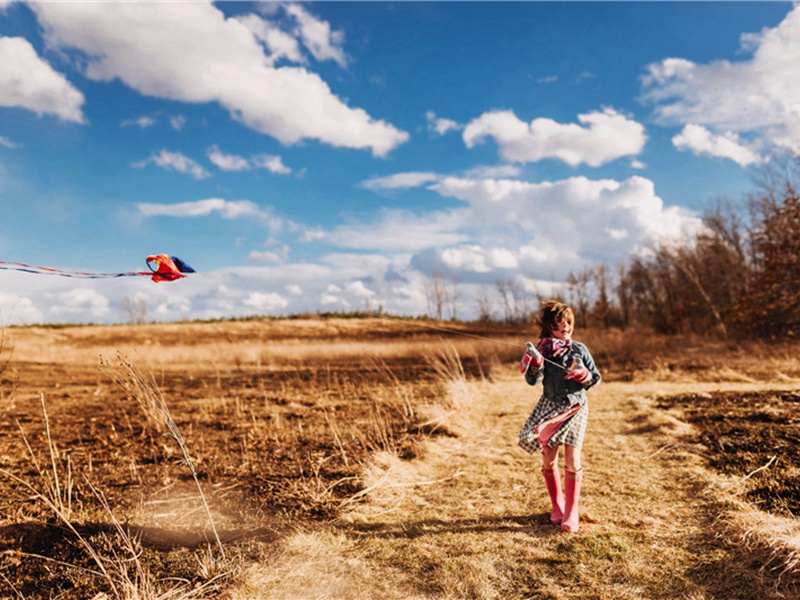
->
[231,376,799,600]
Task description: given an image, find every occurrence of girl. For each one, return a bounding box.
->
[518,300,601,532]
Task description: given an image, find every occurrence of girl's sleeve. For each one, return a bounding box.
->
[581,346,602,389]
[524,362,543,386]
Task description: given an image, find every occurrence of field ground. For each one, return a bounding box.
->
[0,319,798,599]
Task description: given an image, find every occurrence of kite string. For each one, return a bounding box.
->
[409,320,568,371]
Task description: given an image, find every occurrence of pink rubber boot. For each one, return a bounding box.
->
[541,468,564,524]
[560,468,584,532]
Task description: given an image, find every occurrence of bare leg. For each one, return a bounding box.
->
[564,444,581,472]
[541,444,560,470]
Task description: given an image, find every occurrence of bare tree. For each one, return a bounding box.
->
[736,163,800,337]
[591,263,613,329]
[475,285,495,322]
[496,279,532,324]
[122,297,149,325]
[566,268,593,328]
[425,273,458,320]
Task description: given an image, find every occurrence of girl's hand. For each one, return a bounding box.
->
[520,342,544,373]
[565,356,592,384]
[564,366,592,385]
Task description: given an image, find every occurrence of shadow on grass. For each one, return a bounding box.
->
[0,520,284,553]
[342,513,562,539]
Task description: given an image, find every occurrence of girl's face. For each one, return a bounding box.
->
[552,318,573,341]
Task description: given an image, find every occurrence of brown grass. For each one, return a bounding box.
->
[0,317,799,598]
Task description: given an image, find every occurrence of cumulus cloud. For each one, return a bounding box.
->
[642,6,800,155]
[463,108,647,167]
[408,173,704,280]
[252,155,291,175]
[30,2,407,156]
[133,150,211,179]
[207,146,292,175]
[325,209,470,252]
[426,111,462,136]
[0,292,43,325]
[49,288,110,318]
[672,124,763,167]
[249,245,290,264]
[0,35,85,122]
[360,171,440,190]
[242,291,289,311]
[236,13,305,66]
[137,198,278,224]
[207,147,249,171]
[284,3,348,68]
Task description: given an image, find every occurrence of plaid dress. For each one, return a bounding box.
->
[518,340,600,454]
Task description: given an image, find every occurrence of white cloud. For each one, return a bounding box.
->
[326,209,470,252]
[0,35,84,122]
[249,245,289,264]
[462,164,522,179]
[31,2,407,156]
[242,291,289,311]
[426,111,462,136]
[121,115,156,129]
[345,280,376,299]
[0,292,43,325]
[463,108,647,167]
[252,154,291,175]
[416,245,520,274]
[238,14,305,66]
[417,173,704,279]
[137,198,277,223]
[49,288,110,318]
[284,3,348,68]
[300,230,327,243]
[672,124,763,167]
[169,115,187,131]
[207,147,250,172]
[208,146,292,175]
[0,135,18,149]
[642,6,800,155]
[360,171,440,190]
[133,149,211,179]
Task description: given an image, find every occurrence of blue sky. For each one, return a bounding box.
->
[0,1,798,325]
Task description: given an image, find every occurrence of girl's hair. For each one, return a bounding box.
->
[535,300,575,339]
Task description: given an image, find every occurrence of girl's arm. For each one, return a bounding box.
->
[524,362,543,386]
[580,346,602,389]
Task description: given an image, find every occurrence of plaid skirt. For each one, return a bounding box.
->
[518,396,589,454]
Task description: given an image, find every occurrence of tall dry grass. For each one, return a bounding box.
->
[0,393,230,600]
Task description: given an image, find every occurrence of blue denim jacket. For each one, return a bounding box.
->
[524,340,601,409]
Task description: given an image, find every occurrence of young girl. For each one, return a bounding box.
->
[518,300,601,532]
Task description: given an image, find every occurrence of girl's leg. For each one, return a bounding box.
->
[540,445,564,524]
[561,444,584,532]
[541,444,560,471]
[564,444,581,472]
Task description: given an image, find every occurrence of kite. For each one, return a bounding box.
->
[0,254,195,283]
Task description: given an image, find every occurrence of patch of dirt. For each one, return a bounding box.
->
[657,389,800,516]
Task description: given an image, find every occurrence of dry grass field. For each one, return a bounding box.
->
[0,317,798,599]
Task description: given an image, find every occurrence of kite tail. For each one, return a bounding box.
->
[0,254,195,283]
